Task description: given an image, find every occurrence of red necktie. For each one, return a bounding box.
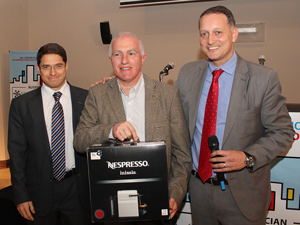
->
[198,69,223,182]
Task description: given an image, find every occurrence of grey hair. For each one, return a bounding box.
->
[109,32,145,58]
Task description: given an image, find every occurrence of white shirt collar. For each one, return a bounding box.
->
[117,74,145,97]
[41,80,70,100]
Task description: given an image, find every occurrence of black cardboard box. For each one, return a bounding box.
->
[87,141,169,223]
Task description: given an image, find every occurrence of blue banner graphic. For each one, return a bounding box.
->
[10,51,40,101]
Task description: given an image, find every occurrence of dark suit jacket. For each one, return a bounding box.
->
[8,84,89,216]
[73,74,192,206]
[175,55,294,221]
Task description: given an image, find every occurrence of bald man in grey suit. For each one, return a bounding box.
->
[175,6,294,225]
[74,32,192,223]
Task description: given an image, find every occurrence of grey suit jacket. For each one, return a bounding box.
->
[74,74,192,206]
[175,55,294,221]
[8,84,89,216]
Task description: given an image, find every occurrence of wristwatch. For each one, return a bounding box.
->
[243,151,255,168]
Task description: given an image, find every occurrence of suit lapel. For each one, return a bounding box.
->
[70,85,85,133]
[144,75,158,141]
[28,88,51,155]
[189,62,208,140]
[222,56,249,147]
[107,79,126,122]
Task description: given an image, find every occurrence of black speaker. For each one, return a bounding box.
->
[100,21,112,44]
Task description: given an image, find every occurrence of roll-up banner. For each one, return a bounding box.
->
[10,51,40,101]
[267,104,300,225]
[176,104,300,225]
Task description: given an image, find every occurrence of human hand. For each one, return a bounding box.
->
[17,201,35,221]
[91,76,115,86]
[112,121,139,141]
[209,150,246,172]
[169,198,178,219]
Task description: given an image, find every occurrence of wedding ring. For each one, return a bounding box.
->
[224,163,226,168]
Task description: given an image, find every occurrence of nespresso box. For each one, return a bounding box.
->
[86,141,169,223]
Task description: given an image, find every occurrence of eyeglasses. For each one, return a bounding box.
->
[40,64,65,71]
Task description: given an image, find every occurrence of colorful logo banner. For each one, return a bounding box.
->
[10,51,40,101]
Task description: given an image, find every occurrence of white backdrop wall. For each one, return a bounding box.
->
[0,1,28,163]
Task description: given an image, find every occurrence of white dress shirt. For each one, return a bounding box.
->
[42,81,75,171]
[110,74,146,141]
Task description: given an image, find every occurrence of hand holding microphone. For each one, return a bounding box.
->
[208,135,226,191]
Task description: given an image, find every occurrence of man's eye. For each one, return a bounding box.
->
[113,53,121,57]
[200,33,207,37]
[42,66,50,69]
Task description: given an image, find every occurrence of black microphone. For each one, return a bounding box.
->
[208,135,226,191]
[159,62,174,82]
[160,62,174,74]
[258,55,266,65]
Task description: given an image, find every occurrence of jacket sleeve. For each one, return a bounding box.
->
[241,70,295,171]
[8,99,31,205]
[167,88,192,206]
[73,87,117,153]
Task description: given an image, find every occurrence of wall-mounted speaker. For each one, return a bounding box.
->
[100,21,112,44]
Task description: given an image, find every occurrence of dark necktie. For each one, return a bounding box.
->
[51,92,65,181]
[198,69,223,182]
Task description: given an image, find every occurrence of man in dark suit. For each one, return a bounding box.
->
[175,5,294,225]
[8,43,90,225]
[73,32,192,222]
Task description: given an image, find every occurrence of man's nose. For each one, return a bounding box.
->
[208,34,214,45]
[50,66,56,75]
[121,54,128,64]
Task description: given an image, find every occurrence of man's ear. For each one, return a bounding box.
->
[36,64,40,74]
[232,27,239,43]
[141,54,147,66]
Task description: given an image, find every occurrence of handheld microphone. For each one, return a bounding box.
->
[258,55,266,65]
[208,135,226,191]
[159,62,174,82]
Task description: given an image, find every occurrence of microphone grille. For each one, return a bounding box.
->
[258,55,266,60]
[169,62,175,69]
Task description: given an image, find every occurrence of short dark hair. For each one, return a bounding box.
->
[198,5,236,29]
[36,43,67,66]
